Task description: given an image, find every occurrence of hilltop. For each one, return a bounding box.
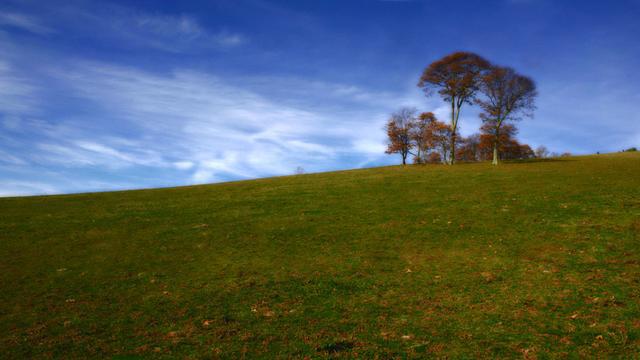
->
[1,153,639,358]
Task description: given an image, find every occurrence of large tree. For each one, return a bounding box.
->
[418,52,491,164]
[385,107,417,165]
[476,66,537,165]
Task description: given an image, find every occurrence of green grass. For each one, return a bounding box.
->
[1,153,639,358]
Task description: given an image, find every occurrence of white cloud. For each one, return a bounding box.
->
[192,168,216,183]
[173,161,194,170]
[353,137,387,154]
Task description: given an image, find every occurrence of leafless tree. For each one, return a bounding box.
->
[535,145,549,159]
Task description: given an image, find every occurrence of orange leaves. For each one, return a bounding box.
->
[418,52,492,103]
[413,52,537,164]
[385,107,418,164]
[417,52,492,164]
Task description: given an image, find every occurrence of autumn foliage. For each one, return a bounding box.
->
[386,51,539,165]
[418,52,492,164]
[385,108,417,165]
[476,66,537,164]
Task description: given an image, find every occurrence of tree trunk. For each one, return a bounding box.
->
[492,121,502,166]
[450,132,456,165]
[492,143,499,165]
[441,145,447,164]
[449,100,455,165]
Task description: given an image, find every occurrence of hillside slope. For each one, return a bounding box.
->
[1,153,639,358]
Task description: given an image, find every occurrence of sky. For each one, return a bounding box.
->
[1,0,639,196]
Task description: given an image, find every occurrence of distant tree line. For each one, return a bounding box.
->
[386,51,542,165]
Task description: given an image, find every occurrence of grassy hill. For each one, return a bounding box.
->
[1,153,639,358]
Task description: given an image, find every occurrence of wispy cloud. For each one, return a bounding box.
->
[121,13,245,51]
[0,61,40,116]
[35,138,167,169]
[0,180,59,197]
[48,62,393,183]
[0,11,53,34]
[0,45,400,194]
[55,5,246,53]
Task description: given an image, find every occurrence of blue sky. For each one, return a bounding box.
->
[1,0,639,196]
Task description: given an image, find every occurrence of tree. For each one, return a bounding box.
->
[519,144,535,159]
[418,52,491,164]
[501,139,535,160]
[456,134,481,162]
[476,66,537,165]
[385,107,417,165]
[535,145,549,159]
[480,123,515,160]
[427,152,442,164]
[410,112,451,164]
[410,112,434,163]
[478,123,534,161]
[429,118,453,164]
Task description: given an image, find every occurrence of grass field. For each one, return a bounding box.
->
[1,153,639,358]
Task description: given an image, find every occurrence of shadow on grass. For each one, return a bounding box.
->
[317,341,354,354]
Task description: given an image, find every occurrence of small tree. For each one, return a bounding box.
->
[456,134,481,162]
[479,122,518,160]
[519,144,535,159]
[411,112,451,164]
[476,66,537,165]
[535,145,549,159]
[418,52,491,164]
[410,112,434,163]
[385,107,417,165]
[478,123,534,161]
[427,152,442,164]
